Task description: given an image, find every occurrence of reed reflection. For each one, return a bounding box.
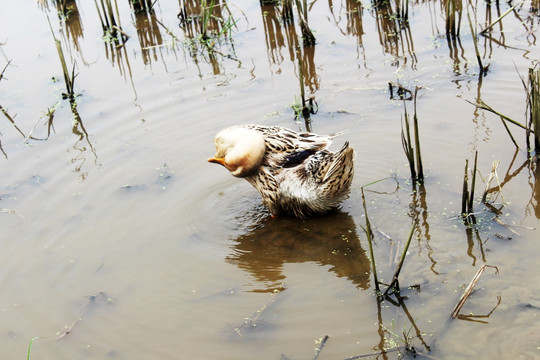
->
[345,0,365,42]
[133,11,164,65]
[371,0,417,68]
[59,0,84,54]
[258,1,316,88]
[260,4,286,66]
[259,3,299,65]
[259,2,319,130]
[104,43,135,83]
[178,0,227,39]
[409,185,440,274]
[226,211,370,292]
[69,101,99,181]
[178,0,237,75]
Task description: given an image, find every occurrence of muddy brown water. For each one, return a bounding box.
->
[1,0,539,359]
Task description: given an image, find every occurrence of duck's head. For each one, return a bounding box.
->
[208,127,266,177]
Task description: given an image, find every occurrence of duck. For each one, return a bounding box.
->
[208,124,355,219]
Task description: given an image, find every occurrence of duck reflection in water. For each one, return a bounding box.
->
[225,210,370,292]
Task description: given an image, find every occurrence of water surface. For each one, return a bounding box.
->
[1,0,539,359]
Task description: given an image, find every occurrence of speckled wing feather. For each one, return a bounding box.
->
[303,142,353,181]
[241,124,343,168]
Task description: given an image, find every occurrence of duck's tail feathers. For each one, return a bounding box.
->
[322,142,355,184]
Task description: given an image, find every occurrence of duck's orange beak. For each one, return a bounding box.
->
[208,157,226,166]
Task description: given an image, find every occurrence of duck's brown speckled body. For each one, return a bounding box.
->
[208,124,354,219]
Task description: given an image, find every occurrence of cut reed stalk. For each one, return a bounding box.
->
[468,151,477,214]
[529,65,540,159]
[461,158,469,216]
[461,151,478,221]
[401,110,416,183]
[47,15,77,100]
[361,188,380,294]
[413,87,424,183]
[400,87,424,185]
[54,39,76,99]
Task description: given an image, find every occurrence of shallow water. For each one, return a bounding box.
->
[1,0,539,359]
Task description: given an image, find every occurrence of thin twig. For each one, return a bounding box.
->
[0,104,26,137]
[482,160,499,203]
[0,59,11,81]
[451,264,499,318]
[312,335,329,360]
[233,292,282,336]
[382,220,416,297]
[493,217,521,236]
[480,1,525,35]
[466,99,530,131]
[361,188,380,294]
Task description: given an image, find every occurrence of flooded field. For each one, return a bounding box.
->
[1,0,539,359]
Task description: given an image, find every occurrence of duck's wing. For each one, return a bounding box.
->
[305,142,355,190]
[242,124,342,168]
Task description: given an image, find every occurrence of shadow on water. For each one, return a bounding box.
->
[226,211,371,292]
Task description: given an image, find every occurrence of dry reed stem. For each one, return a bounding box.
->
[480,0,524,35]
[529,66,540,156]
[493,217,521,236]
[0,60,11,81]
[233,292,281,336]
[401,109,416,182]
[481,160,500,203]
[413,87,424,183]
[0,104,26,138]
[451,264,499,318]
[466,99,530,131]
[56,292,111,340]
